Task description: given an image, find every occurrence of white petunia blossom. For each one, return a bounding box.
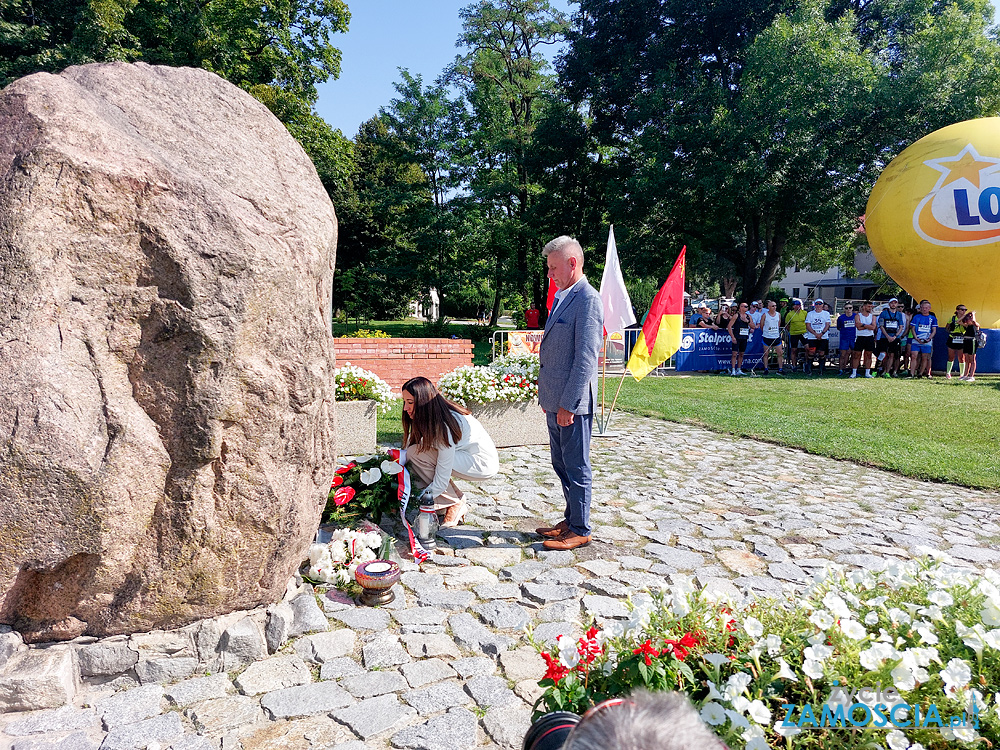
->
[840,619,868,640]
[984,629,1000,650]
[886,729,910,750]
[810,610,834,630]
[823,592,852,618]
[940,658,972,698]
[776,658,799,681]
[864,611,880,625]
[700,702,727,726]
[927,590,953,606]
[743,617,764,638]
[724,672,753,701]
[744,725,770,750]
[859,642,900,671]
[983,597,1000,627]
[764,634,782,656]
[747,699,771,724]
[773,720,802,738]
[956,621,986,656]
[802,659,824,679]
[703,653,730,669]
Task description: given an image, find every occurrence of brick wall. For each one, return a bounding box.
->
[334,338,474,392]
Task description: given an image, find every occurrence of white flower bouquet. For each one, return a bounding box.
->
[438,353,540,405]
[530,556,999,749]
[333,363,396,413]
[305,528,386,589]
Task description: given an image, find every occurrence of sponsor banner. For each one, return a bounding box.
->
[675,328,765,371]
[507,330,543,355]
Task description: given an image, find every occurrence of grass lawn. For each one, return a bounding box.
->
[611,372,1000,489]
[333,319,492,365]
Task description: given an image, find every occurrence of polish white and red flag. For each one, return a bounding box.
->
[599,225,636,336]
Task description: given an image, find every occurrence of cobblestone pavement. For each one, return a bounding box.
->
[3,414,998,750]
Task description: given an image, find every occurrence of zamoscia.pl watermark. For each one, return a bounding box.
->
[781,682,980,729]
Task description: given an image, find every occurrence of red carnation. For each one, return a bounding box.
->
[333,487,355,506]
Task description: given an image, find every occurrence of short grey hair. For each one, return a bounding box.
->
[566,691,726,750]
[542,235,584,260]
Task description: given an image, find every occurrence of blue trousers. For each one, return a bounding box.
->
[546,411,593,536]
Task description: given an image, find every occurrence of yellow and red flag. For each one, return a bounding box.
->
[626,246,686,380]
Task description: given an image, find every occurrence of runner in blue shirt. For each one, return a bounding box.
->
[909,300,938,379]
[836,303,856,375]
[876,298,907,377]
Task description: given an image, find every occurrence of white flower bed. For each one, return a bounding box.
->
[438,353,540,405]
[333,362,396,413]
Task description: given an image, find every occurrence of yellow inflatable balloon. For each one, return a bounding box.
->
[866,117,1000,328]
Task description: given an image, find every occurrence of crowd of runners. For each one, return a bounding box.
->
[687,298,983,381]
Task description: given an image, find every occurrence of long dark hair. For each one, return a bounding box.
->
[401,377,471,451]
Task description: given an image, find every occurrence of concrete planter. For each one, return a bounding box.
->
[336,399,377,455]
[469,400,549,448]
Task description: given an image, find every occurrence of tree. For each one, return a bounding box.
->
[1,0,350,100]
[449,0,569,314]
[560,0,1000,300]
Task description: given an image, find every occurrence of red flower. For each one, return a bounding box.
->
[331,476,344,487]
[335,462,356,475]
[633,639,660,666]
[541,652,569,683]
[333,487,355,506]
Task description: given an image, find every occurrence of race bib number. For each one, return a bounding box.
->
[739,327,749,338]
[885,320,898,333]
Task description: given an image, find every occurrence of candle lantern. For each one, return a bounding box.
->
[354,560,401,606]
[414,494,439,551]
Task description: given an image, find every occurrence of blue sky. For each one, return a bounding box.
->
[314,0,572,138]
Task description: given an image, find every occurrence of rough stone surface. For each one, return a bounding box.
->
[464,675,517,708]
[185,695,261,734]
[482,704,533,749]
[101,712,184,750]
[288,592,329,637]
[498,649,545,683]
[294,628,356,663]
[331,694,417,740]
[0,646,78,711]
[259,681,353,719]
[401,633,461,659]
[163,674,231,707]
[11,731,98,750]
[362,633,412,668]
[0,62,338,641]
[264,602,294,654]
[471,602,530,631]
[400,658,458,688]
[237,716,355,750]
[403,681,473,715]
[76,641,138,677]
[330,608,391,632]
[450,656,496,679]
[94,684,163,730]
[340,670,409,698]
[218,616,267,670]
[391,706,479,750]
[233,654,311,696]
[4,706,97,736]
[319,656,366,680]
[448,613,513,656]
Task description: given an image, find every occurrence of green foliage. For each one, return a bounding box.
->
[0,0,350,99]
[560,0,1000,301]
[324,455,399,526]
[615,373,1000,488]
[529,559,1000,748]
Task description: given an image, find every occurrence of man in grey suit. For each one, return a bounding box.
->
[535,236,604,550]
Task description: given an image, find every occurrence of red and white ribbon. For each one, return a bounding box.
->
[387,448,430,564]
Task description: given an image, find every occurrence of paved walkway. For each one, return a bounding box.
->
[3,414,998,750]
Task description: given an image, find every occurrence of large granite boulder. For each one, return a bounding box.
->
[0,63,338,641]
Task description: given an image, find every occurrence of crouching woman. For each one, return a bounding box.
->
[401,376,499,527]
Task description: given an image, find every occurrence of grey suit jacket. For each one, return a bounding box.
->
[538,278,604,415]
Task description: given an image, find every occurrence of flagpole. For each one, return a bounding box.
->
[603,369,629,434]
[600,333,608,432]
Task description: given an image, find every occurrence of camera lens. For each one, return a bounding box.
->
[523,711,580,750]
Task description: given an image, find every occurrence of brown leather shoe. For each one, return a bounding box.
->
[535,520,569,538]
[543,531,591,550]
